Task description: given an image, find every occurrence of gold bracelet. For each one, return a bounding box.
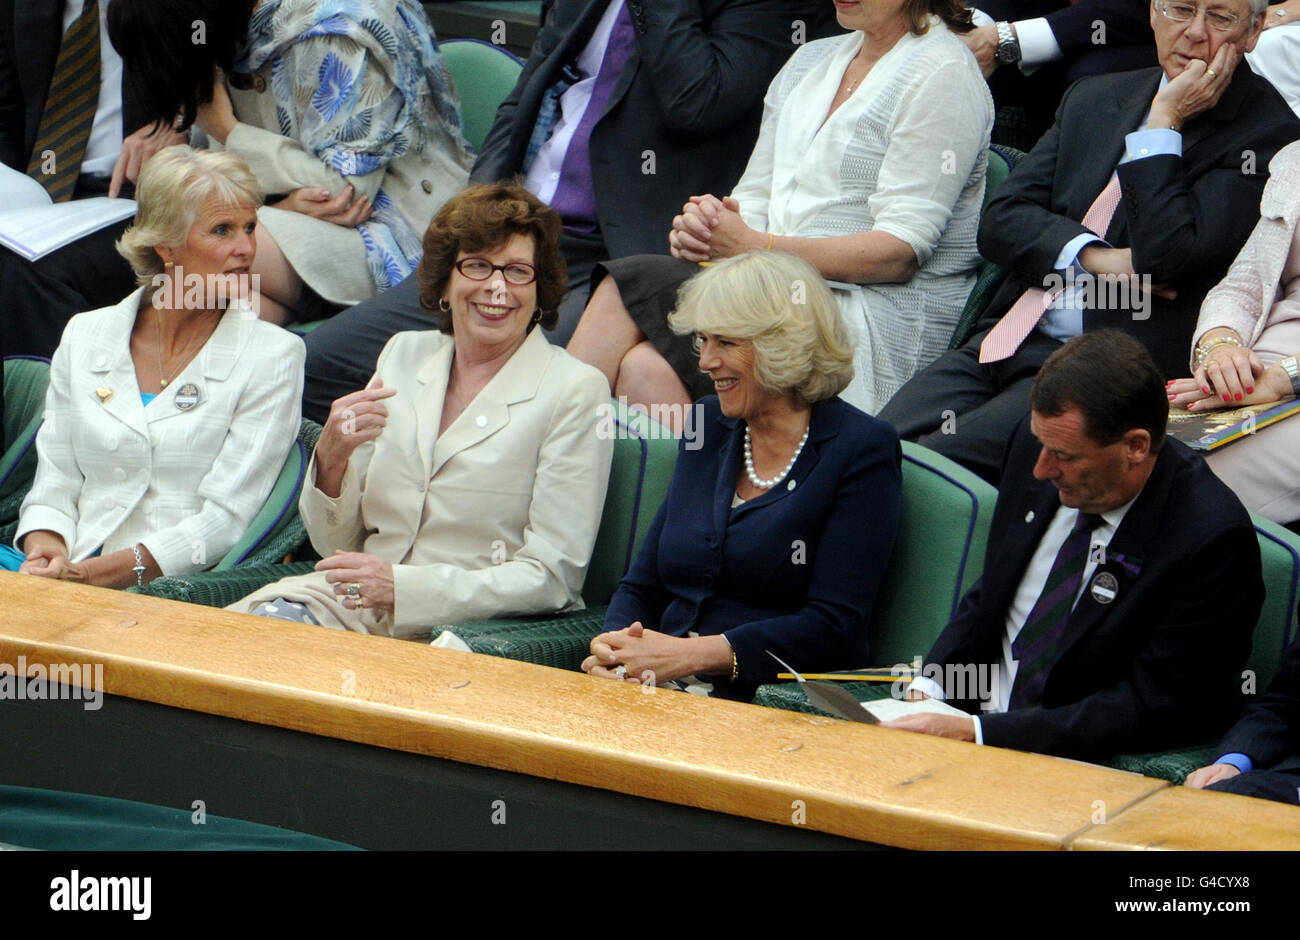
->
[731,648,740,682]
[1195,335,1242,370]
[766,232,774,251]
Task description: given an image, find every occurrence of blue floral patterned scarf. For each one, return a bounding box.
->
[237,0,468,292]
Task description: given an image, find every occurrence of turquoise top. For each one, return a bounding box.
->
[141,393,157,407]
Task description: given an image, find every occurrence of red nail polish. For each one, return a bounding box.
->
[1223,395,1231,402]
[1235,393,1242,401]
[1246,387,1254,394]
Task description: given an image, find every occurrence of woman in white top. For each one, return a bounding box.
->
[13,147,303,586]
[567,0,993,419]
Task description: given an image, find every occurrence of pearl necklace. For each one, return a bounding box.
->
[744,424,809,490]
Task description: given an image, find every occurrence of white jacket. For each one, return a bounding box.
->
[17,289,304,574]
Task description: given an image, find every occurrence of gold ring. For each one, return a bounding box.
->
[1205,67,1217,78]
[347,582,360,597]
[355,597,365,610]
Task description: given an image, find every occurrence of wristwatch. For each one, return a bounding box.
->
[994,22,1021,65]
[1280,355,1300,398]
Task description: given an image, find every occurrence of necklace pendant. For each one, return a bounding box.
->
[159,378,169,388]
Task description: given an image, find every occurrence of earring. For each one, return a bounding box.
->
[164,260,174,270]
[438,298,451,313]
[530,308,542,325]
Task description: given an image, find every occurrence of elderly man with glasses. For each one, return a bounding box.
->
[879,0,1300,484]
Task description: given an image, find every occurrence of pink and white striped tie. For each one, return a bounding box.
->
[979,174,1124,364]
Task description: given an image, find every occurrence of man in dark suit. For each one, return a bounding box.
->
[299,0,839,424]
[0,0,183,360]
[1185,630,1300,805]
[965,0,1159,149]
[883,331,1263,762]
[879,0,1299,484]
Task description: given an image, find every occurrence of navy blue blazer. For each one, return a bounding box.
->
[605,395,901,699]
[928,418,1263,760]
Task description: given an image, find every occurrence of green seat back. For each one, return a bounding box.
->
[440,38,524,152]
[867,441,998,669]
[948,144,1026,350]
[1247,516,1300,691]
[214,419,323,570]
[581,400,678,607]
[0,357,51,515]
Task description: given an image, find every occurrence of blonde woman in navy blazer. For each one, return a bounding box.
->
[583,252,902,700]
[14,147,303,586]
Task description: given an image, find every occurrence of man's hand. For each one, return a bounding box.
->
[278,185,373,227]
[1148,42,1239,131]
[1184,763,1242,789]
[960,24,999,78]
[108,122,189,198]
[880,713,977,742]
[1075,246,1177,300]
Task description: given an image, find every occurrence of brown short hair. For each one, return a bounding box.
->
[416,181,566,333]
[904,0,975,35]
[1030,330,1168,452]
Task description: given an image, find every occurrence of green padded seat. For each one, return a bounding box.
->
[0,784,357,850]
[1109,516,1300,782]
[440,38,524,152]
[948,143,1026,350]
[428,401,678,668]
[754,441,997,710]
[0,357,51,524]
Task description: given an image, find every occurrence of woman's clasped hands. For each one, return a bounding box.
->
[668,195,762,262]
[1168,330,1293,411]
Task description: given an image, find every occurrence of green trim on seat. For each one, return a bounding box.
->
[868,441,997,670]
[132,561,316,607]
[948,144,1026,350]
[0,357,51,523]
[214,419,323,570]
[440,38,524,152]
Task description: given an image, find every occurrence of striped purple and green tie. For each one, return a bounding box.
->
[26,0,102,203]
[1009,511,1103,710]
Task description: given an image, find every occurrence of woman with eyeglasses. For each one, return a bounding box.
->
[231,183,614,635]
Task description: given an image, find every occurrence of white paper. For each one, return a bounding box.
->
[0,162,55,211]
[863,696,973,722]
[0,197,137,262]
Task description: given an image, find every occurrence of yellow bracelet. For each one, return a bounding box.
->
[731,649,740,682]
[766,232,774,251]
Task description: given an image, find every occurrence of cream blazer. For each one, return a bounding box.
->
[230,328,614,637]
[224,77,470,306]
[16,289,304,575]
[1193,141,1300,365]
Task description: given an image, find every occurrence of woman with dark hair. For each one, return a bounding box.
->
[568,0,994,420]
[230,183,614,636]
[106,0,471,323]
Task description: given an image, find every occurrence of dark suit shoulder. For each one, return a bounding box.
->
[1153,439,1255,536]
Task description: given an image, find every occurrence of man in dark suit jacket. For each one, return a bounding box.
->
[878,0,1300,483]
[1185,629,1300,805]
[883,331,1263,762]
[966,0,1159,149]
[0,0,182,360]
[299,0,838,424]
